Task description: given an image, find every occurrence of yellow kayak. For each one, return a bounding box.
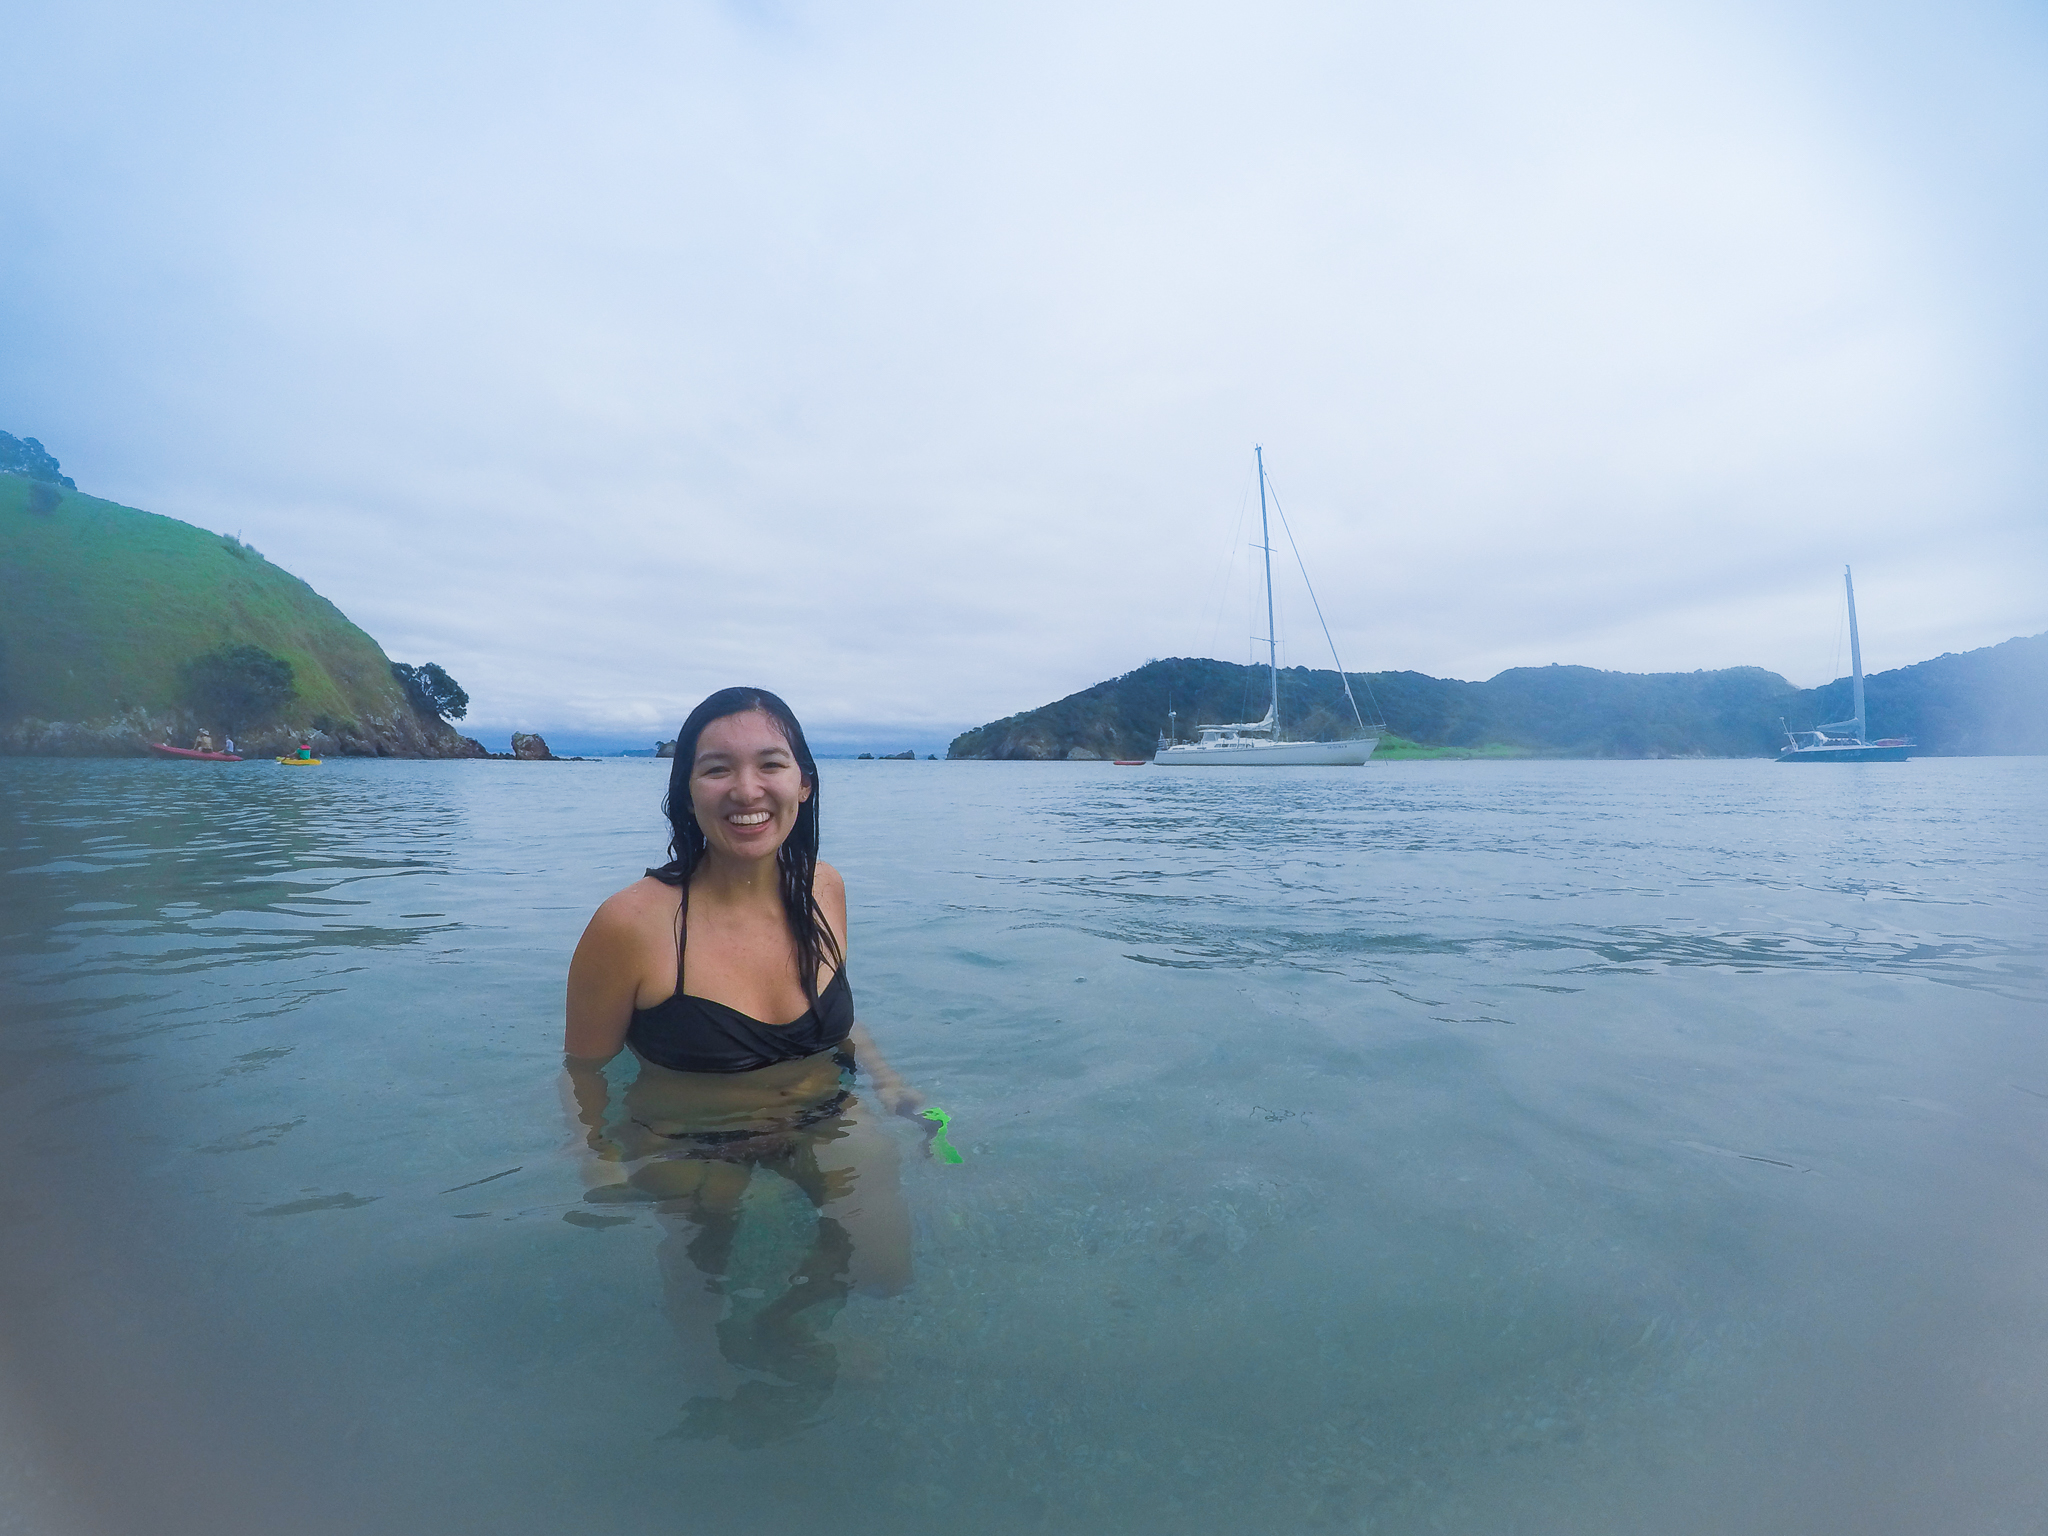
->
[275,756,323,766]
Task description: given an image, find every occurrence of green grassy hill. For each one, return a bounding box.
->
[1,473,476,757]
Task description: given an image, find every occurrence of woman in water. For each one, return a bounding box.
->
[563,687,916,1429]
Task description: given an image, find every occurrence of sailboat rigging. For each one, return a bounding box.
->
[1154,448,1381,767]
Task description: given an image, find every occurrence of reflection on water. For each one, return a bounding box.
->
[659,1182,852,1446]
[568,1056,912,1446]
[3,756,2047,1535]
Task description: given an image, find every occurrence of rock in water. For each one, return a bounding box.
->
[511,732,554,760]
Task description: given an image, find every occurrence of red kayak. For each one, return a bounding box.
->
[151,743,243,762]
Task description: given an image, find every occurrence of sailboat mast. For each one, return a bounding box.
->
[1256,444,1278,731]
[1845,565,1866,742]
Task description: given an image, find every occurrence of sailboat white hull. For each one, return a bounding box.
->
[1154,736,1379,766]
[1776,741,1910,763]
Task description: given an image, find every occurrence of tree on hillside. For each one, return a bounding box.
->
[180,645,297,732]
[392,662,469,721]
[0,431,77,490]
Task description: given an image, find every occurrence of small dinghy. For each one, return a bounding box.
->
[275,755,323,766]
[151,743,243,762]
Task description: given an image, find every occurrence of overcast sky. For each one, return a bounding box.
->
[5,0,2044,748]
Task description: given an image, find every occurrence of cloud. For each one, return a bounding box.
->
[3,0,2043,742]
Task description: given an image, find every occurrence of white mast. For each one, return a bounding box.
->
[1256,445,1278,733]
[1845,565,1866,743]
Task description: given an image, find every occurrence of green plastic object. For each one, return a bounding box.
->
[920,1106,965,1164]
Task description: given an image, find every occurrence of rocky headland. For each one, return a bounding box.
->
[4,704,483,761]
[2,448,484,759]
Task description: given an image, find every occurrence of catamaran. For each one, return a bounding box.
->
[1778,566,1912,763]
[1154,448,1380,767]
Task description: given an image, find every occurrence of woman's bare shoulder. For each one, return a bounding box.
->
[815,861,847,911]
[814,861,849,951]
[567,877,678,1057]
[588,875,680,937]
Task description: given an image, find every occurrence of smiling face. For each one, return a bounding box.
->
[687,708,812,865]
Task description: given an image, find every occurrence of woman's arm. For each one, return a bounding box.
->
[816,863,922,1116]
[560,1051,622,1150]
[564,892,651,1060]
[558,1051,636,1193]
[562,889,662,1191]
[815,860,850,966]
[561,1052,615,1145]
[849,1021,924,1118]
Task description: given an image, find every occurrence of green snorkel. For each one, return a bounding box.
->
[920,1106,964,1164]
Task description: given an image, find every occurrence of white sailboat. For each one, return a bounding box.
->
[1777,566,1913,763]
[1154,448,1380,767]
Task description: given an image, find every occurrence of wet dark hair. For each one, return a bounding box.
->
[648,687,841,1006]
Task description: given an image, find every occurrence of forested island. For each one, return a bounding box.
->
[948,636,2048,761]
[2,437,482,758]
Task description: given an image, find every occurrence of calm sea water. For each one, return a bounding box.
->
[3,756,2045,1536]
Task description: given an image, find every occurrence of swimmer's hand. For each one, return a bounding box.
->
[561,1053,625,1160]
[870,1073,926,1120]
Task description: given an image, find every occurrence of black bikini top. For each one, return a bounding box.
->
[626,900,853,1074]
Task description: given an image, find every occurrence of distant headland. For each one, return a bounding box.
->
[948,639,2048,761]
